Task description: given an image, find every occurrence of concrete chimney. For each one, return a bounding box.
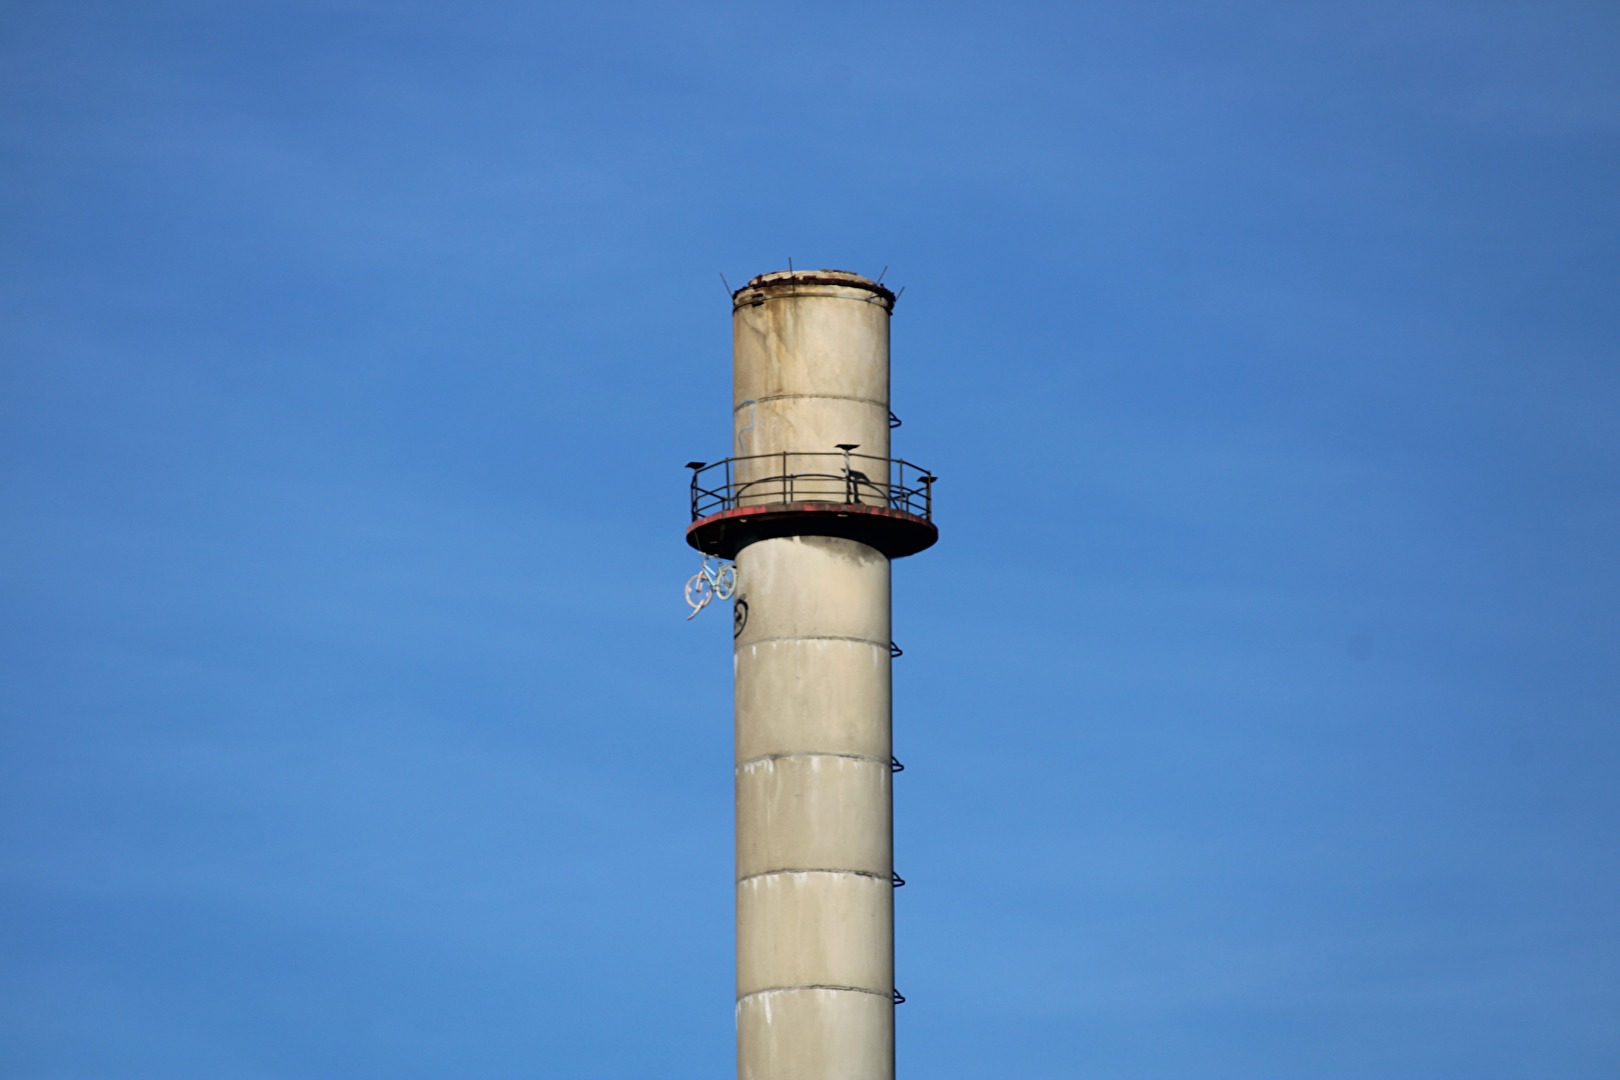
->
[687,269,938,1080]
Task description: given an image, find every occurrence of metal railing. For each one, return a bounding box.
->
[689,451,935,521]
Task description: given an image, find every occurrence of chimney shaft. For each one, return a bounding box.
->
[686,269,935,1080]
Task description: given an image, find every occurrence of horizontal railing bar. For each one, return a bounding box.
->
[692,451,929,471]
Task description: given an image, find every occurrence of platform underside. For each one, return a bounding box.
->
[687,503,938,560]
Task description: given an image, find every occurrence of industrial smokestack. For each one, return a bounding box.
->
[686,269,938,1079]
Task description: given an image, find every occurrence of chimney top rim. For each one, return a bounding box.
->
[733,269,896,309]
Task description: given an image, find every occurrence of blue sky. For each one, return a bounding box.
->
[2,2,1617,1077]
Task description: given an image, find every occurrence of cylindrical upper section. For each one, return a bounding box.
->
[732,270,893,493]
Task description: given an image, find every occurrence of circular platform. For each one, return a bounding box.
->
[686,502,939,560]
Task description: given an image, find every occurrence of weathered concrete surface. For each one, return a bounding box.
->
[737,987,893,1080]
[734,640,890,763]
[736,755,891,879]
[730,270,897,1080]
[737,871,893,994]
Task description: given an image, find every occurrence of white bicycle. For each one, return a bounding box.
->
[685,557,737,620]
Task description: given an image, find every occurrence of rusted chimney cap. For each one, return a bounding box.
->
[732,269,897,311]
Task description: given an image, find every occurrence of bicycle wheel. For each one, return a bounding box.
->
[713,565,737,600]
[685,572,713,614]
